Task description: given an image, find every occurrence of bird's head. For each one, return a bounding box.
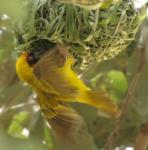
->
[16,52,38,82]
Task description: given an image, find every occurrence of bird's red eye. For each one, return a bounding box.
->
[28,55,34,62]
[27,53,38,65]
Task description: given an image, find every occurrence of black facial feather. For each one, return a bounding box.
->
[26,39,56,66]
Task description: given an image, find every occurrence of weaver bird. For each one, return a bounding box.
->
[16,44,118,120]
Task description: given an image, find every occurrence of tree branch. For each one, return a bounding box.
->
[104,47,146,150]
[135,122,148,150]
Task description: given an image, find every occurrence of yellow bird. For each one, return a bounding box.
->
[16,44,118,120]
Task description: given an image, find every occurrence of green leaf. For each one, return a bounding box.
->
[109,4,120,25]
[100,0,113,9]
[106,70,128,103]
[8,111,30,139]
[44,124,53,149]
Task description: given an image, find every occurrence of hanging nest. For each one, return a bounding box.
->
[14,0,141,69]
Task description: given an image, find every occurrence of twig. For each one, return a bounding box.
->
[114,10,126,36]
[104,47,146,150]
[0,101,37,116]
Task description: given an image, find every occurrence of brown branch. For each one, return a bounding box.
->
[104,47,146,150]
[135,122,148,150]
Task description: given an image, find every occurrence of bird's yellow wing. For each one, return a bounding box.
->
[33,45,88,100]
[33,45,118,117]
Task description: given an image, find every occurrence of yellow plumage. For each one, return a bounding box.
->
[16,45,118,119]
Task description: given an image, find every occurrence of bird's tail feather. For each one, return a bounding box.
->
[77,90,118,118]
[39,96,85,149]
[38,92,83,135]
[45,104,83,136]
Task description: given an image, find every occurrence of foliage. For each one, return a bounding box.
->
[8,111,30,139]
[106,70,128,102]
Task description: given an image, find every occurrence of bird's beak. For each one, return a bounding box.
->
[21,52,28,60]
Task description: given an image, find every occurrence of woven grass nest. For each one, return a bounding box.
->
[14,0,141,69]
